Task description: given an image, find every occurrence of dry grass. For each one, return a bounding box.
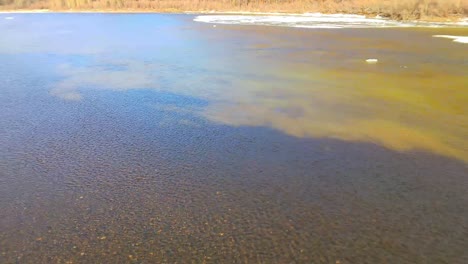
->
[365,0,467,20]
[0,0,467,21]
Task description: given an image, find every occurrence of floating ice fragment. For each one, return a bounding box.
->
[366,59,378,64]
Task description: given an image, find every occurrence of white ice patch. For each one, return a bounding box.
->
[366,59,378,64]
[4,16,14,20]
[194,13,468,29]
[194,14,403,28]
[457,18,468,26]
[433,35,468,44]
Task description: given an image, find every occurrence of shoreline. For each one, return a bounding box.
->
[1,9,467,24]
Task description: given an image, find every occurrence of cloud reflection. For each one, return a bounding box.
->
[50,62,157,100]
[51,58,468,163]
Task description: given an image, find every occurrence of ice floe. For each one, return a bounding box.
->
[433,35,468,44]
[194,13,468,29]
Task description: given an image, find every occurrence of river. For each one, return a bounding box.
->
[0,13,467,263]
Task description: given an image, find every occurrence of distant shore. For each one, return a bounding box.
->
[1,8,467,24]
[1,0,467,23]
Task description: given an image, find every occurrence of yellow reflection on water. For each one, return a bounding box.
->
[203,64,468,162]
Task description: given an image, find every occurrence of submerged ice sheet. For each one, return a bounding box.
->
[194,13,468,28]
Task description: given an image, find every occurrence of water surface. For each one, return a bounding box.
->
[1,13,467,263]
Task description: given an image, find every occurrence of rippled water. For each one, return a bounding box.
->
[1,13,467,263]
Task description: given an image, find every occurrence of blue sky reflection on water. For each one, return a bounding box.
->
[1,13,467,162]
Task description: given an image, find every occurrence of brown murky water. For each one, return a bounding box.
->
[0,13,467,263]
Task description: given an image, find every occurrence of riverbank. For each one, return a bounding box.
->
[0,0,467,22]
[1,9,467,25]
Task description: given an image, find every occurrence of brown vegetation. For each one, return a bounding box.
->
[0,0,467,21]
